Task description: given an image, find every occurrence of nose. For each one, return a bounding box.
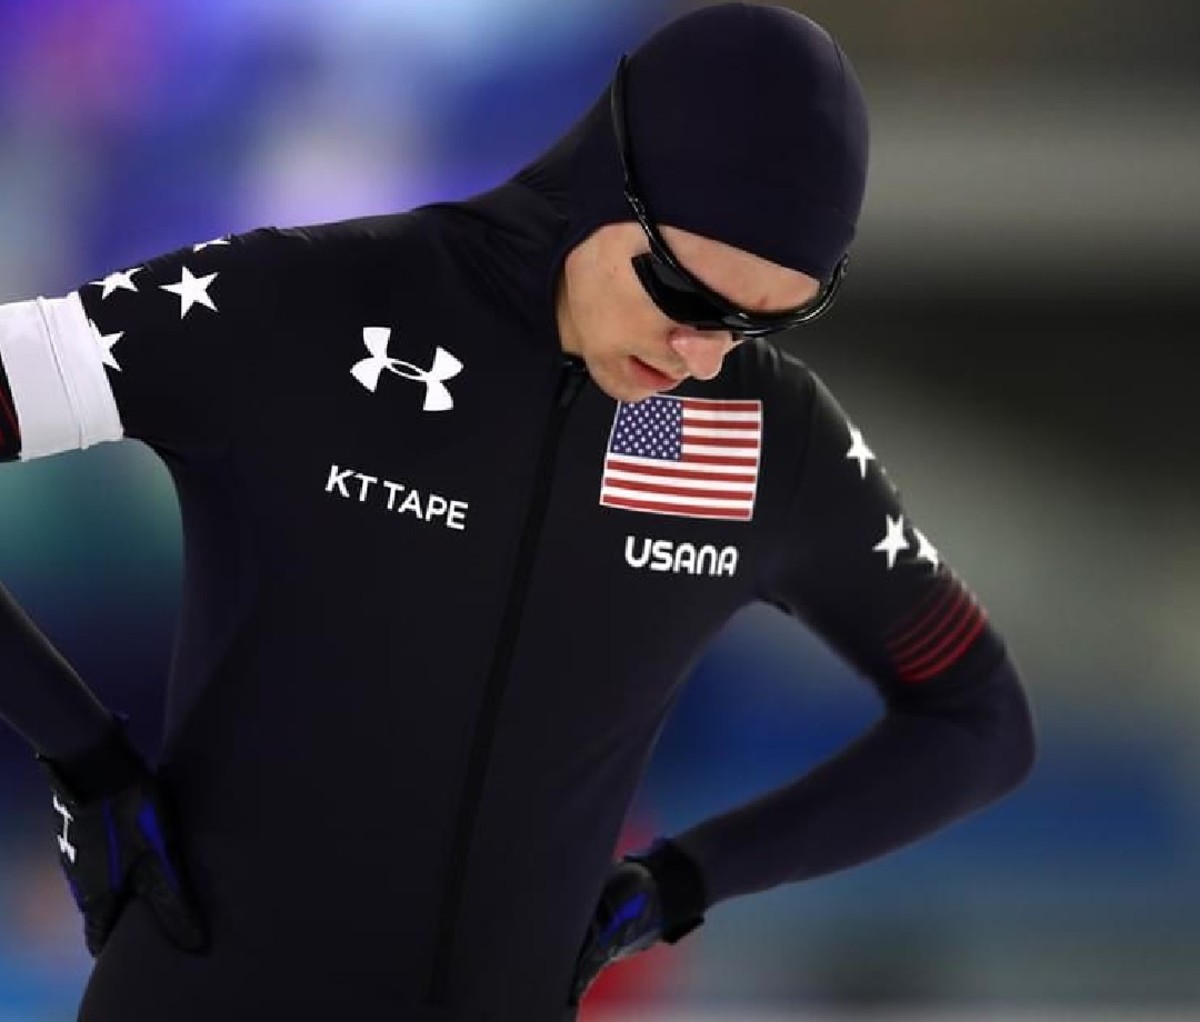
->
[667,330,738,381]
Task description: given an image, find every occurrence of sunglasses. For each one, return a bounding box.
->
[609,54,848,340]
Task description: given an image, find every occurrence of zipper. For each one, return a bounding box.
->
[426,355,587,1004]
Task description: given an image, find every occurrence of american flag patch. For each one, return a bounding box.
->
[599,396,762,521]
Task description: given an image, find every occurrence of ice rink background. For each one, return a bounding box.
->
[1,1,1198,1019]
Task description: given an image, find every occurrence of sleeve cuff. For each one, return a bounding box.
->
[37,714,146,804]
[624,838,707,943]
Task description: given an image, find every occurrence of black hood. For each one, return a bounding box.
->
[513,2,869,284]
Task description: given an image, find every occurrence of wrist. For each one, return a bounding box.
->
[37,714,146,804]
[623,838,706,943]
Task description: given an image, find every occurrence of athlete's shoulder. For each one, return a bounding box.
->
[260,211,427,271]
[231,211,463,316]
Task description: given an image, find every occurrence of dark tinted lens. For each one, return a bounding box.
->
[632,252,846,338]
[632,254,733,330]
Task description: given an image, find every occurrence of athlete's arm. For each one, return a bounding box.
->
[669,373,1036,913]
[0,552,206,955]
[0,233,267,752]
[0,311,129,756]
[0,231,288,952]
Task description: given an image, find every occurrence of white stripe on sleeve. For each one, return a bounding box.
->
[0,293,123,459]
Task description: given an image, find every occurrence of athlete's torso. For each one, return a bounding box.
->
[0,180,997,1020]
[73,189,824,1020]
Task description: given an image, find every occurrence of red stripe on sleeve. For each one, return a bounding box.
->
[0,377,19,453]
[893,599,984,677]
[883,573,990,683]
[887,586,969,659]
[901,613,988,682]
[885,576,957,646]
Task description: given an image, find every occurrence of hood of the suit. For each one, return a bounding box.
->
[514,2,870,283]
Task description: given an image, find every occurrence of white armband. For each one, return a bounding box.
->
[0,293,123,459]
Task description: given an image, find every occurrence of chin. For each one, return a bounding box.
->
[602,378,652,404]
[595,379,644,404]
[579,359,632,404]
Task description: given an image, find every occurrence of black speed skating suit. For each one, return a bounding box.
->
[0,7,1037,1019]
[0,176,1032,1020]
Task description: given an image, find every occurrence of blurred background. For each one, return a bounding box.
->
[1,1,1197,1019]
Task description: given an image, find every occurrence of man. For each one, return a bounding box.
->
[0,5,1035,1020]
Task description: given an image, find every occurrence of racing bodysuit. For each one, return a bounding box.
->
[0,54,1034,1019]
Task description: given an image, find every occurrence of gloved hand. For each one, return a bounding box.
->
[569,839,706,1006]
[37,720,207,957]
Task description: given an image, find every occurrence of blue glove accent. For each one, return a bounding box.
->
[103,802,121,890]
[568,862,664,1006]
[38,727,207,957]
[137,800,181,892]
[597,891,650,944]
[569,839,707,1006]
[624,838,706,943]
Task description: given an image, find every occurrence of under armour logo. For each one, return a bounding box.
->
[350,327,463,412]
[53,794,77,864]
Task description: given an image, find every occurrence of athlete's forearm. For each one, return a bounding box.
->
[672,655,1036,909]
[0,579,117,759]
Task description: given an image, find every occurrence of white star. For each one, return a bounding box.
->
[88,320,124,371]
[913,527,940,569]
[92,268,142,300]
[160,267,219,318]
[873,514,909,570]
[846,425,875,479]
[192,237,231,252]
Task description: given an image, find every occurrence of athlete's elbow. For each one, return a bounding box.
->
[993,705,1036,800]
[977,659,1038,802]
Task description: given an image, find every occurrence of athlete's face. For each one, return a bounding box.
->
[556,222,820,403]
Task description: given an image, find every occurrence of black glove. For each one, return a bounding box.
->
[37,720,207,956]
[569,839,706,1006]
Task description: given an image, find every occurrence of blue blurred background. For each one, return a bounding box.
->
[2,1,1199,1019]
